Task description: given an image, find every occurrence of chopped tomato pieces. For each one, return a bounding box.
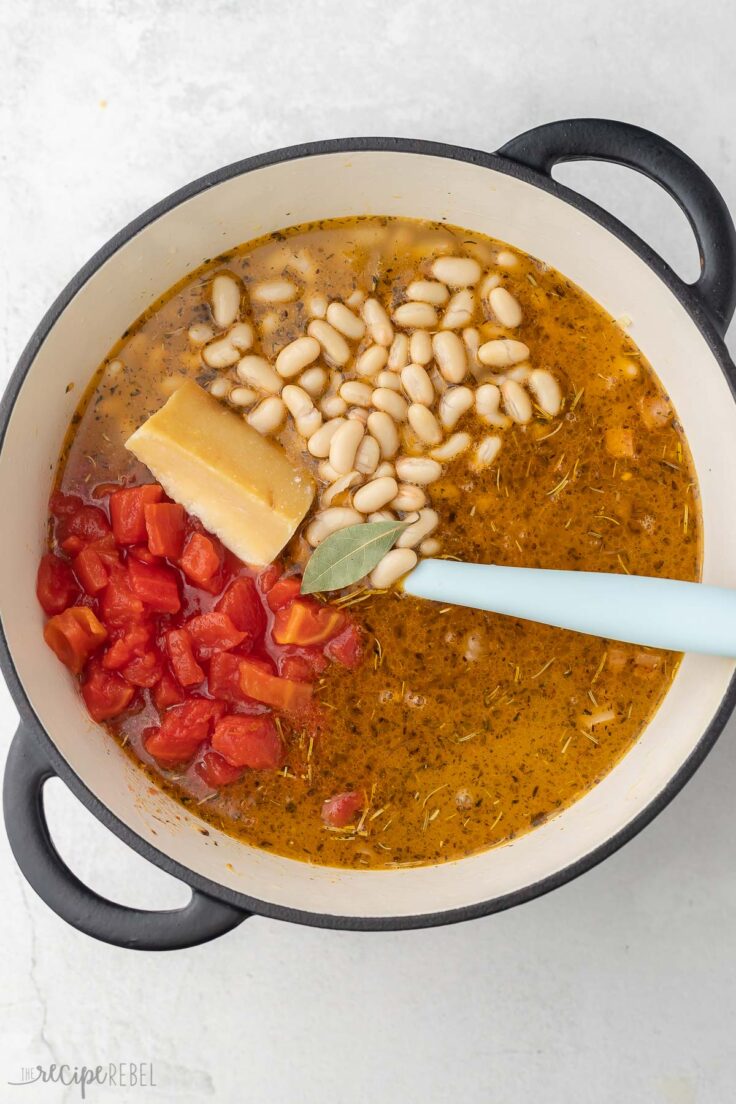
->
[272,598,345,646]
[321,791,364,828]
[207,652,248,703]
[121,649,164,688]
[57,504,111,546]
[102,621,153,670]
[179,532,223,591]
[82,662,135,722]
[257,563,282,594]
[277,647,328,682]
[152,670,186,711]
[195,749,245,788]
[109,484,163,544]
[239,657,313,716]
[184,611,246,658]
[266,575,302,611]
[212,714,283,770]
[44,607,107,674]
[215,576,265,641]
[144,697,226,765]
[145,502,186,559]
[100,568,146,626]
[165,628,205,687]
[36,553,80,615]
[73,546,109,596]
[129,543,159,565]
[128,558,181,614]
[325,622,364,669]
[49,492,84,517]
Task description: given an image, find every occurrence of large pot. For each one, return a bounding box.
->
[3,119,736,950]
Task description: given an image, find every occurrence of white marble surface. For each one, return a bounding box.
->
[2,2,736,1101]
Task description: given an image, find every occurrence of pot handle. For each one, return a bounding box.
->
[3,725,250,950]
[498,118,736,334]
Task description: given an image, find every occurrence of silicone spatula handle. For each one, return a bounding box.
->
[403,560,736,657]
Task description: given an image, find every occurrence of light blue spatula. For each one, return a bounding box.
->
[403,560,736,657]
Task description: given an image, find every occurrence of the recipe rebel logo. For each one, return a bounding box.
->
[7,1062,156,1098]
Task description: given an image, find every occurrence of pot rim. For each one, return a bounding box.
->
[2,134,736,932]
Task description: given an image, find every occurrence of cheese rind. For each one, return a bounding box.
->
[126,381,313,565]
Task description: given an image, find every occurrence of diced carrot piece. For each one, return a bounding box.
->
[272,599,345,646]
[44,606,108,674]
[239,658,313,716]
[145,502,186,559]
[73,546,109,596]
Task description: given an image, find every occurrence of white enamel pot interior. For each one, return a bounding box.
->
[3,128,736,935]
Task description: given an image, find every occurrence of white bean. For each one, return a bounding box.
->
[439,385,474,429]
[489,286,523,328]
[308,293,328,318]
[529,369,562,416]
[390,483,426,511]
[320,391,348,418]
[355,344,389,378]
[211,273,241,328]
[506,363,531,383]
[340,380,373,407]
[475,435,503,467]
[430,256,482,287]
[395,456,443,485]
[362,298,394,346]
[374,461,396,479]
[368,510,398,523]
[326,301,366,341]
[408,403,442,446]
[501,379,533,424]
[372,388,409,422]
[299,366,328,397]
[306,508,363,547]
[203,338,240,369]
[432,331,467,383]
[329,419,365,474]
[281,384,314,419]
[247,396,286,435]
[189,322,215,345]
[346,288,365,309]
[496,250,518,268]
[370,547,417,588]
[295,409,322,438]
[419,537,441,556]
[441,289,475,330]
[228,322,254,351]
[353,476,399,514]
[401,363,434,405]
[308,417,345,458]
[479,272,502,300]
[462,327,481,366]
[320,471,363,507]
[428,365,448,395]
[209,377,230,399]
[376,370,402,391]
[396,508,439,548]
[367,411,400,458]
[251,279,298,304]
[387,333,410,371]
[229,386,258,407]
[475,383,511,428]
[354,435,381,475]
[409,330,433,366]
[478,338,530,367]
[430,432,471,461]
[392,302,438,329]
[406,279,449,306]
[276,335,321,378]
[347,407,369,425]
[318,460,341,482]
[237,355,282,394]
[307,320,351,366]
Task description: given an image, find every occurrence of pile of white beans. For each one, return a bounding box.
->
[189,253,563,589]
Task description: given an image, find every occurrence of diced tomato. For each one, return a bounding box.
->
[60,536,85,556]
[109,484,163,544]
[144,697,226,765]
[102,621,153,669]
[73,546,109,596]
[100,568,146,626]
[49,491,84,517]
[325,622,364,669]
[277,647,328,682]
[272,599,346,646]
[215,576,266,641]
[239,657,313,716]
[321,790,364,828]
[207,652,248,703]
[258,563,282,594]
[121,649,164,688]
[36,553,80,615]
[91,481,124,500]
[212,714,283,770]
[129,543,159,565]
[57,504,111,547]
[195,749,245,788]
[185,611,246,658]
[266,575,302,612]
[128,558,181,614]
[82,662,135,722]
[165,628,205,687]
[145,502,186,560]
[152,670,186,711]
[179,532,223,592]
[44,606,108,674]
[87,534,120,568]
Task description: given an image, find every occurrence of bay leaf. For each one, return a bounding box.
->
[301,520,409,594]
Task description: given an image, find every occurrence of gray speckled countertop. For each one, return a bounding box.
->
[2,2,735,1101]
